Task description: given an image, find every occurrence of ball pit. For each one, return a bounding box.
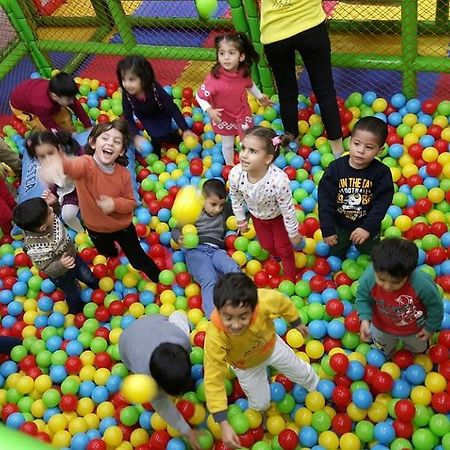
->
[0,77,449,450]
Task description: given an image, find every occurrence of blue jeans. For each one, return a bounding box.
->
[185,244,240,318]
[50,255,98,314]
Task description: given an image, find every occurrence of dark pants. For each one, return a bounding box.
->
[0,336,22,354]
[50,255,98,314]
[87,224,161,282]
[264,21,342,140]
[331,226,380,260]
[152,131,182,158]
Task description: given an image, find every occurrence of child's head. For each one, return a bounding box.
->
[349,116,388,169]
[212,32,259,78]
[48,72,79,107]
[202,179,227,216]
[372,237,418,291]
[13,198,53,233]
[116,56,155,96]
[149,343,192,395]
[85,120,129,166]
[239,126,281,172]
[26,130,80,162]
[214,273,258,335]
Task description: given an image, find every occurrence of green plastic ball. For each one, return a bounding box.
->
[229,413,250,434]
[437,100,450,116]
[341,332,360,349]
[278,280,295,297]
[10,345,28,363]
[348,92,363,107]
[428,414,450,437]
[277,393,296,414]
[197,430,214,450]
[411,428,436,450]
[42,389,61,408]
[234,236,249,252]
[159,269,175,286]
[120,406,140,426]
[355,420,374,442]
[183,233,199,249]
[311,410,332,432]
[61,376,80,395]
[294,280,311,297]
[190,347,204,365]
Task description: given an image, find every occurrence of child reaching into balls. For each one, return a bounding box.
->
[116,55,196,158]
[38,119,160,282]
[13,197,98,314]
[318,116,394,259]
[119,312,202,450]
[26,130,85,234]
[356,237,443,358]
[228,126,303,281]
[171,179,241,318]
[204,273,318,449]
[196,32,272,165]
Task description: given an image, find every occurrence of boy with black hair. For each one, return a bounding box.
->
[12,197,97,314]
[10,72,92,132]
[118,312,202,450]
[172,179,240,318]
[318,116,394,259]
[356,237,443,357]
[204,272,318,450]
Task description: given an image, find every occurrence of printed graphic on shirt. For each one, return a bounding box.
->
[273,0,294,8]
[234,334,273,368]
[376,294,425,328]
[337,177,373,221]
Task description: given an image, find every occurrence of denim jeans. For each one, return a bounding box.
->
[50,255,98,314]
[185,244,240,317]
[264,21,342,140]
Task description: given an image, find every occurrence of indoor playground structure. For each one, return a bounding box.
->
[0,0,449,449]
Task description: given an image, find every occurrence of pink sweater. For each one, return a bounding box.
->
[197,68,253,137]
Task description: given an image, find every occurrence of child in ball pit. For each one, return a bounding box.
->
[356,237,443,357]
[204,273,318,449]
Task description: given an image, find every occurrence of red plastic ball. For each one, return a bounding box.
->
[393,419,414,439]
[65,356,83,375]
[331,385,352,409]
[278,429,298,450]
[438,360,450,380]
[438,330,450,348]
[325,299,344,317]
[87,438,107,450]
[94,352,113,369]
[430,222,448,238]
[175,272,191,288]
[253,271,270,288]
[275,374,294,392]
[187,295,202,310]
[394,399,416,421]
[176,400,195,420]
[344,311,360,333]
[372,371,394,393]
[59,394,78,412]
[431,392,450,414]
[331,413,352,435]
[329,353,349,374]
[193,331,205,348]
[149,430,171,450]
[392,349,415,369]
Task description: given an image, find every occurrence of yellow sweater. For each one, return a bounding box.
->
[260,0,326,45]
[204,289,301,418]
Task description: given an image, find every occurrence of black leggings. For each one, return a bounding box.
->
[264,21,342,140]
[87,224,161,282]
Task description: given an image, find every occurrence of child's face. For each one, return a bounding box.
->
[121,71,143,96]
[90,128,125,166]
[348,129,383,169]
[375,271,408,292]
[218,302,253,336]
[203,193,225,216]
[35,143,60,164]
[239,135,273,174]
[218,40,244,72]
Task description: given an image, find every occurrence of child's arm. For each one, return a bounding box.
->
[317,164,339,241]
[70,99,92,129]
[114,172,137,214]
[247,83,272,107]
[275,172,301,242]
[412,270,444,337]
[228,167,248,231]
[121,93,140,138]
[355,266,376,342]
[195,94,223,125]
[359,168,394,236]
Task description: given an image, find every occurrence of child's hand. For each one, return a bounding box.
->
[350,227,370,245]
[60,253,75,269]
[96,195,115,214]
[258,94,273,108]
[416,328,432,341]
[207,107,223,125]
[39,154,65,186]
[134,135,148,153]
[296,323,309,338]
[360,320,372,342]
[185,429,203,450]
[220,420,241,450]
[237,220,249,234]
[290,234,304,250]
[324,235,338,246]
[41,190,58,205]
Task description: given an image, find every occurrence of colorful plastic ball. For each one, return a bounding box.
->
[352,389,373,409]
[373,421,396,445]
[121,374,158,404]
[195,0,218,19]
[411,428,436,450]
[171,186,204,226]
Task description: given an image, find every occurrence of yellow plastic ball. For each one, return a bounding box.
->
[185,283,200,297]
[441,126,450,141]
[245,260,262,276]
[16,375,34,394]
[412,123,427,137]
[131,429,150,447]
[428,187,445,204]
[299,120,309,134]
[171,168,184,180]
[305,391,325,412]
[79,365,96,382]
[23,310,38,325]
[99,277,115,292]
[122,272,138,288]
[182,224,198,235]
[155,222,170,234]
[398,153,413,167]
[94,368,111,386]
[372,98,388,113]
[150,412,167,430]
[403,133,419,148]
[348,352,366,365]
[52,430,71,447]
[244,409,263,428]
[329,347,346,356]
[402,113,418,127]
[84,413,100,430]
[295,252,307,269]
[347,402,366,421]
[226,216,238,231]
[303,237,316,255]
[187,308,204,325]
[80,351,95,366]
[394,215,412,232]
[390,167,401,182]
[93,254,107,265]
[266,415,285,435]
[442,163,450,179]
[410,385,432,405]
[31,399,46,418]
[232,250,247,267]
[121,374,158,404]
[305,340,324,359]
[286,329,305,348]
[160,290,176,304]
[422,146,439,162]
[103,426,123,447]
[96,401,115,419]
[426,209,446,224]
[35,375,52,393]
[313,229,323,242]
[367,401,388,423]
[190,404,206,425]
[159,303,175,317]
[172,186,204,226]
[22,325,37,338]
[68,417,87,435]
[48,414,68,434]
[184,135,199,149]
[129,302,145,318]
[340,433,361,450]
[207,414,222,439]
[381,362,401,379]
[438,152,450,166]
[319,431,339,450]
[424,372,446,393]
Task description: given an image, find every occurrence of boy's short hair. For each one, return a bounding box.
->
[214,273,258,310]
[372,237,418,279]
[202,179,226,199]
[149,343,192,395]
[49,72,78,98]
[13,198,48,232]
[352,116,388,148]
